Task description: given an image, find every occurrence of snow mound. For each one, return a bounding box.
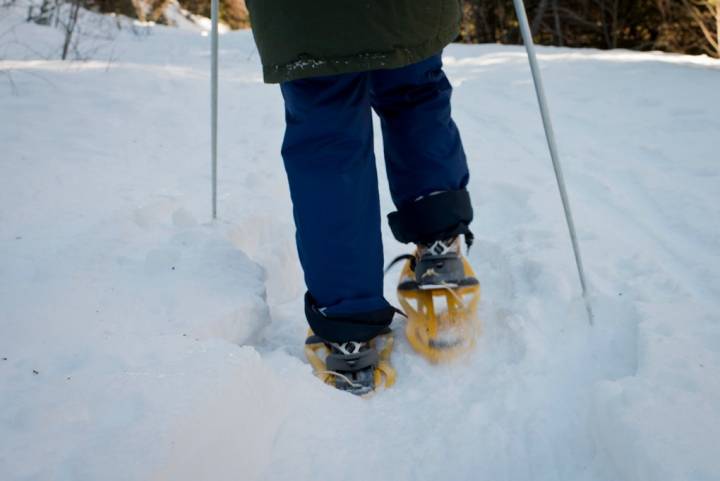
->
[1,199,270,479]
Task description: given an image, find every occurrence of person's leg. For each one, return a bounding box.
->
[370,53,473,246]
[280,73,394,343]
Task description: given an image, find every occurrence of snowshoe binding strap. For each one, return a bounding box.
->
[385,236,478,291]
[326,342,379,372]
[384,254,416,275]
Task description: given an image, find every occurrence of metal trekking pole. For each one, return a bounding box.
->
[511,0,594,324]
[210,0,219,219]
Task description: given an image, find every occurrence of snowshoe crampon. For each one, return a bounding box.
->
[397,256,481,363]
[304,328,396,396]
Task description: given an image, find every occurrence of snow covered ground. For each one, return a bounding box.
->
[1,7,719,481]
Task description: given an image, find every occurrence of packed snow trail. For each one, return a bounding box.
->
[1,11,719,481]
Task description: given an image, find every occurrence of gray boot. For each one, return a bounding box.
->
[390,237,479,291]
[305,328,393,396]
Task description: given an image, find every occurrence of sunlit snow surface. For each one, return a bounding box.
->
[1,7,719,481]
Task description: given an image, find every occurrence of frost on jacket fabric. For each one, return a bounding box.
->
[245,0,463,83]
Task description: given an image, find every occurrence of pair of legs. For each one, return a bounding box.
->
[280,53,471,343]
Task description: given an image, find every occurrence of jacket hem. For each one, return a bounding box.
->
[262,26,459,84]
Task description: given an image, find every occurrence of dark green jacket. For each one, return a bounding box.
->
[246,0,463,83]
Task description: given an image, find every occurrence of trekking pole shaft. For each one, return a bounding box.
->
[512,0,594,324]
[210,0,219,219]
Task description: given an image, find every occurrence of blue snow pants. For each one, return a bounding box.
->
[280,53,471,343]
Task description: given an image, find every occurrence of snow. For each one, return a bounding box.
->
[2,7,720,481]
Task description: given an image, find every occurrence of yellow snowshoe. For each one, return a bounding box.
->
[304,328,396,396]
[392,238,481,363]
